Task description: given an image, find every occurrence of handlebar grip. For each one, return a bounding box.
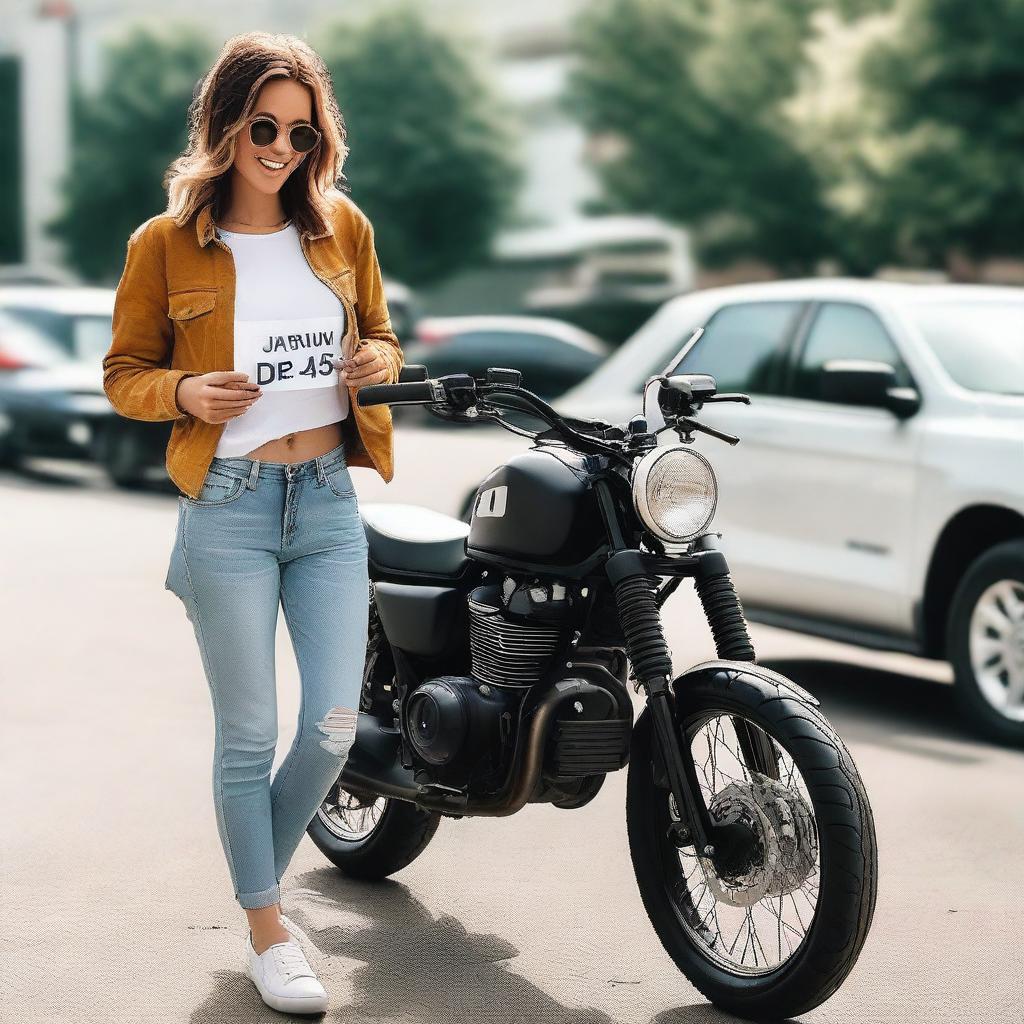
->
[355,380,436,407]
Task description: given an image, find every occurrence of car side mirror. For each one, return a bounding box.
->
[819,359,920,418]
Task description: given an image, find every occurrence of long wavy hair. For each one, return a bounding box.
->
[165,31,350,238]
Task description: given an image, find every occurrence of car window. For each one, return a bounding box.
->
[4,308,113,364]
[904,300,1024,396]
[73,316,113,363]
[434,330,546,368]
[4,307,74,355]
[792,302,913,401]
[0,311,68,366]
[668,301,803,394]
[415,329,600,399]
[435,330,600,372]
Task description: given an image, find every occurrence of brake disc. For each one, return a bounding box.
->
[699,773,818,908]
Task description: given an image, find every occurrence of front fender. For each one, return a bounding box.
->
[638,659,820,791]
[670,659,820,711]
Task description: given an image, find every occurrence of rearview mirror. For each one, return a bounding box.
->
[819,360,920,418]
[643,372,720,431]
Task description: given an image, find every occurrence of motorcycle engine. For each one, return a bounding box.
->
[468,577,574,686]
[404,674,517,768]
[403,576,575,777]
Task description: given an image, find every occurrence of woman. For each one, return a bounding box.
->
[102,32,403,1014]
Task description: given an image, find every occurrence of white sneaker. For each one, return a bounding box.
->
[245,930,329,1014]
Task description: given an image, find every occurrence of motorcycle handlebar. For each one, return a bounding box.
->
[354,373,632,463]
[354,368,745,460]
[355,380,437,406]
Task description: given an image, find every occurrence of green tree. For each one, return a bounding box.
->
[315,6,522,287]
[566,0,836,274]
[780,5,901,275]
[858,0,1024,271]
[49,23,213,283]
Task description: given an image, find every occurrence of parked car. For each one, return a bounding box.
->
[399,314,610,424]
[0,285,168,486]
[421,278,1024,743]
[0,309,69,464]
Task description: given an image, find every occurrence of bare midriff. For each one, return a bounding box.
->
[241,420,345,463]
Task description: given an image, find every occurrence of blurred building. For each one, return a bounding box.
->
[4,2,74,270]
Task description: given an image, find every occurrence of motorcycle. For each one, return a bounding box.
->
[306,352,878,1020]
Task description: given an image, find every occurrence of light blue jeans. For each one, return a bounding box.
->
[164,439,369,910]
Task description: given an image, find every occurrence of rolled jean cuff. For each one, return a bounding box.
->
[237,882,281,910]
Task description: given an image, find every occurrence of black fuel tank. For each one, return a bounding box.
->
[467,448,606,566]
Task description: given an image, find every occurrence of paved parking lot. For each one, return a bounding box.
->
[3,447,1022,1023]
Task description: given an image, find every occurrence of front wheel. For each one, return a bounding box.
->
[626,667,877,1020]
[306,779,442,881]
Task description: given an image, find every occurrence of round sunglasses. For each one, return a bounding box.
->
[248,116,321,154]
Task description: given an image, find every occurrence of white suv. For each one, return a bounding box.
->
[535,277,1024,743]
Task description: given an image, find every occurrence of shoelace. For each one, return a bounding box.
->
[267,940,315,982]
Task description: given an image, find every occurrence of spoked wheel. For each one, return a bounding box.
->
[306,777,442,881]
[626,667,877,1020]
[319,788,388,841]
[669,717,820,974]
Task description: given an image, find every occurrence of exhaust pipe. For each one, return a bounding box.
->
[339,677,625,817]
[419,677,615,816]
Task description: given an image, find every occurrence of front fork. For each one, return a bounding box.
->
[595,481,767,856]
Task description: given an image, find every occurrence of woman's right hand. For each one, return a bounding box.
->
[177,371,262,424]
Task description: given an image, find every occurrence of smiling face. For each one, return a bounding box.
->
[233,77,317,195]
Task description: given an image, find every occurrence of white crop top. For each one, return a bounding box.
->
[212,221,350,458]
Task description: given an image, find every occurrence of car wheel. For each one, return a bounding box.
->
[96,425,149,490]
[947,539,1024,745]
[0,434,22,468]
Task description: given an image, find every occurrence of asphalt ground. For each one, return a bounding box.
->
[3,445,1022,1024]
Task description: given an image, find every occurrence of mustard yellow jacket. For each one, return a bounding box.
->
[102,195,404,499]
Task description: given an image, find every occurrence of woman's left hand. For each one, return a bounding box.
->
[333,344,390,389]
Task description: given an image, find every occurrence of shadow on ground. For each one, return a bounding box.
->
[759,657,1005,764]
[187,873,776,1024]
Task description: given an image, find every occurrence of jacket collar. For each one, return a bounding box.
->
[195,201,334,248]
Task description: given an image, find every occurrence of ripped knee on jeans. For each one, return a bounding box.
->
[316,706,358,757]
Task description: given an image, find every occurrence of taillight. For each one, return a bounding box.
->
[0,348,29,370]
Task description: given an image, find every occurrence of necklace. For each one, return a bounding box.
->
[216,215,291,230]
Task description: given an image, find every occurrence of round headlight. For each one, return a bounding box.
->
[632,445,718,543]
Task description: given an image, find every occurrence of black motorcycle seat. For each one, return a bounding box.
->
[360,502,470,576]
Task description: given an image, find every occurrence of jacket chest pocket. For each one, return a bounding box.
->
[168,288,218,365]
